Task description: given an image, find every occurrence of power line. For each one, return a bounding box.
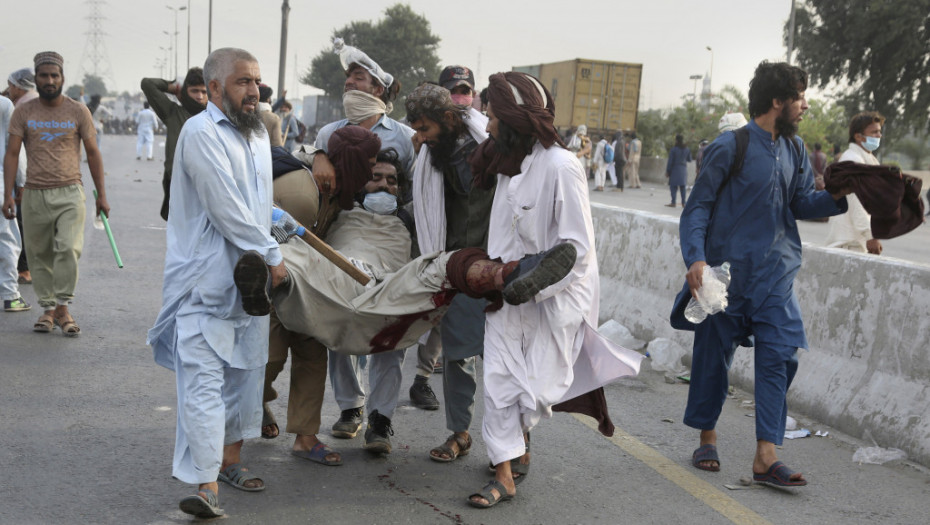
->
[79,0,116,91]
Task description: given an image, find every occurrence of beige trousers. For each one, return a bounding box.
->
[21,184,86,309]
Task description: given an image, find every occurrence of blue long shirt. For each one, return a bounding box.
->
[666,145,692,186]
[148,101,281,371]
[315,115,416,178]
[679,120,847,345]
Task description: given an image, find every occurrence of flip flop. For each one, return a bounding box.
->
[753,461,807,488]
[467,479,514,509]
[261,403,279,439]
[292,442,343,466]
[218,463,265,492]
[179,488,224,518]
[692,444,721,472]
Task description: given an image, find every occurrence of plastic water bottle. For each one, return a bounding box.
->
[684,262,731,323]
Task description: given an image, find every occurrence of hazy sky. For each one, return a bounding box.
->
[1,0,798,110]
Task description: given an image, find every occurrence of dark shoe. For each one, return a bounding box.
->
[502,243,577,305]
[364,410,394,455]
[234,250,272,316]
[332,407,363,439]
[409,375,440,410]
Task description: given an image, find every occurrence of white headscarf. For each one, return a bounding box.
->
[333,38,393,88]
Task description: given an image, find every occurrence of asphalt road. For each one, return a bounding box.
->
[1,135,928,524]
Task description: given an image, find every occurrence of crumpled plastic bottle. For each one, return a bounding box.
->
[270,207,305,244]
[684,261,731,323]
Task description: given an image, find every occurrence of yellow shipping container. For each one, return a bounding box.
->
[513,59,642,136]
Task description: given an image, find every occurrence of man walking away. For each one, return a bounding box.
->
[135,102,157,160]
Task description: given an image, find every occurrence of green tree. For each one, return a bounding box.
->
[301,3,441,119]
[888,134,930,169]
[64,74,109,99]
[791,0,930,144]
[639,84,750,157]
[797,98,847,155]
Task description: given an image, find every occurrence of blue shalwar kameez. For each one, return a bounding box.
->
[147,102,281,484]
[678,120,847,444]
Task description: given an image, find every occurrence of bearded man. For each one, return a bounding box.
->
[675,61,850,488]
[2,51,110,337]
[147,48,282,519]
[465,72,643,508]
[406,82,495,466]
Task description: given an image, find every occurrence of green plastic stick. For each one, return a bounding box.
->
[93,189,123,268]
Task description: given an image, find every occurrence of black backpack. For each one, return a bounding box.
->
[717,126,803,197]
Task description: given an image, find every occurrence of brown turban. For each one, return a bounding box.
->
[327,126,382,210]
[470,72,564,187]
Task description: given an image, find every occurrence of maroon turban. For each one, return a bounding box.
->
[470,72,564,187]
[327,126,382,210]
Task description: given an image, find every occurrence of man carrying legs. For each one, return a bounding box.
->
[147,48,281,519]
[406,80,494,465]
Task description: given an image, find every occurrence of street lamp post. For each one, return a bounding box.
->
[167,5,187,79]
[186,0,191,71]
[162,31,173,79]
[159,46,170,78]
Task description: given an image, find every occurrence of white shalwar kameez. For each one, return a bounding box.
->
[482,142,641,465]
[147,102,281,485]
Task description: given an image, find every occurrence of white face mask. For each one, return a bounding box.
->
[362,191,397,215]
[343,90,390,124]
[862,135,881,152]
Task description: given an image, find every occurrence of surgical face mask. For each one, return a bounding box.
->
[862,135,881,152]
[362,191,397,215]
[451,93,473,106]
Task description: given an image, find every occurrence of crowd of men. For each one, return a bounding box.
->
[9,41,913,520]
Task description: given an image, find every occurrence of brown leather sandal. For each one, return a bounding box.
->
[429,433,471,463]
[54,314,81,337]
[33,312,54,333]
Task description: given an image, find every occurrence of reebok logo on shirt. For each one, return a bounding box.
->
[28,119,76,129]
[40,132,67,141]
[27,120,75,142]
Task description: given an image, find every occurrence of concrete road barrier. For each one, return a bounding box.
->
[592,203,930,467]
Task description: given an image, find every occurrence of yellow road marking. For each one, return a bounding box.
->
[573,414,773,525]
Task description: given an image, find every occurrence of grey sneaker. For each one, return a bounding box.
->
[3,297,31,312]
[409,375,440,410]
[502,243,577,305]
[364,410,394,455]
[332,407,363,439]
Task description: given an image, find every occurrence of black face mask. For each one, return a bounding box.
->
[179,84,206,115]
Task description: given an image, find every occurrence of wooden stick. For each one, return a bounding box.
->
[298,229,371,286]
